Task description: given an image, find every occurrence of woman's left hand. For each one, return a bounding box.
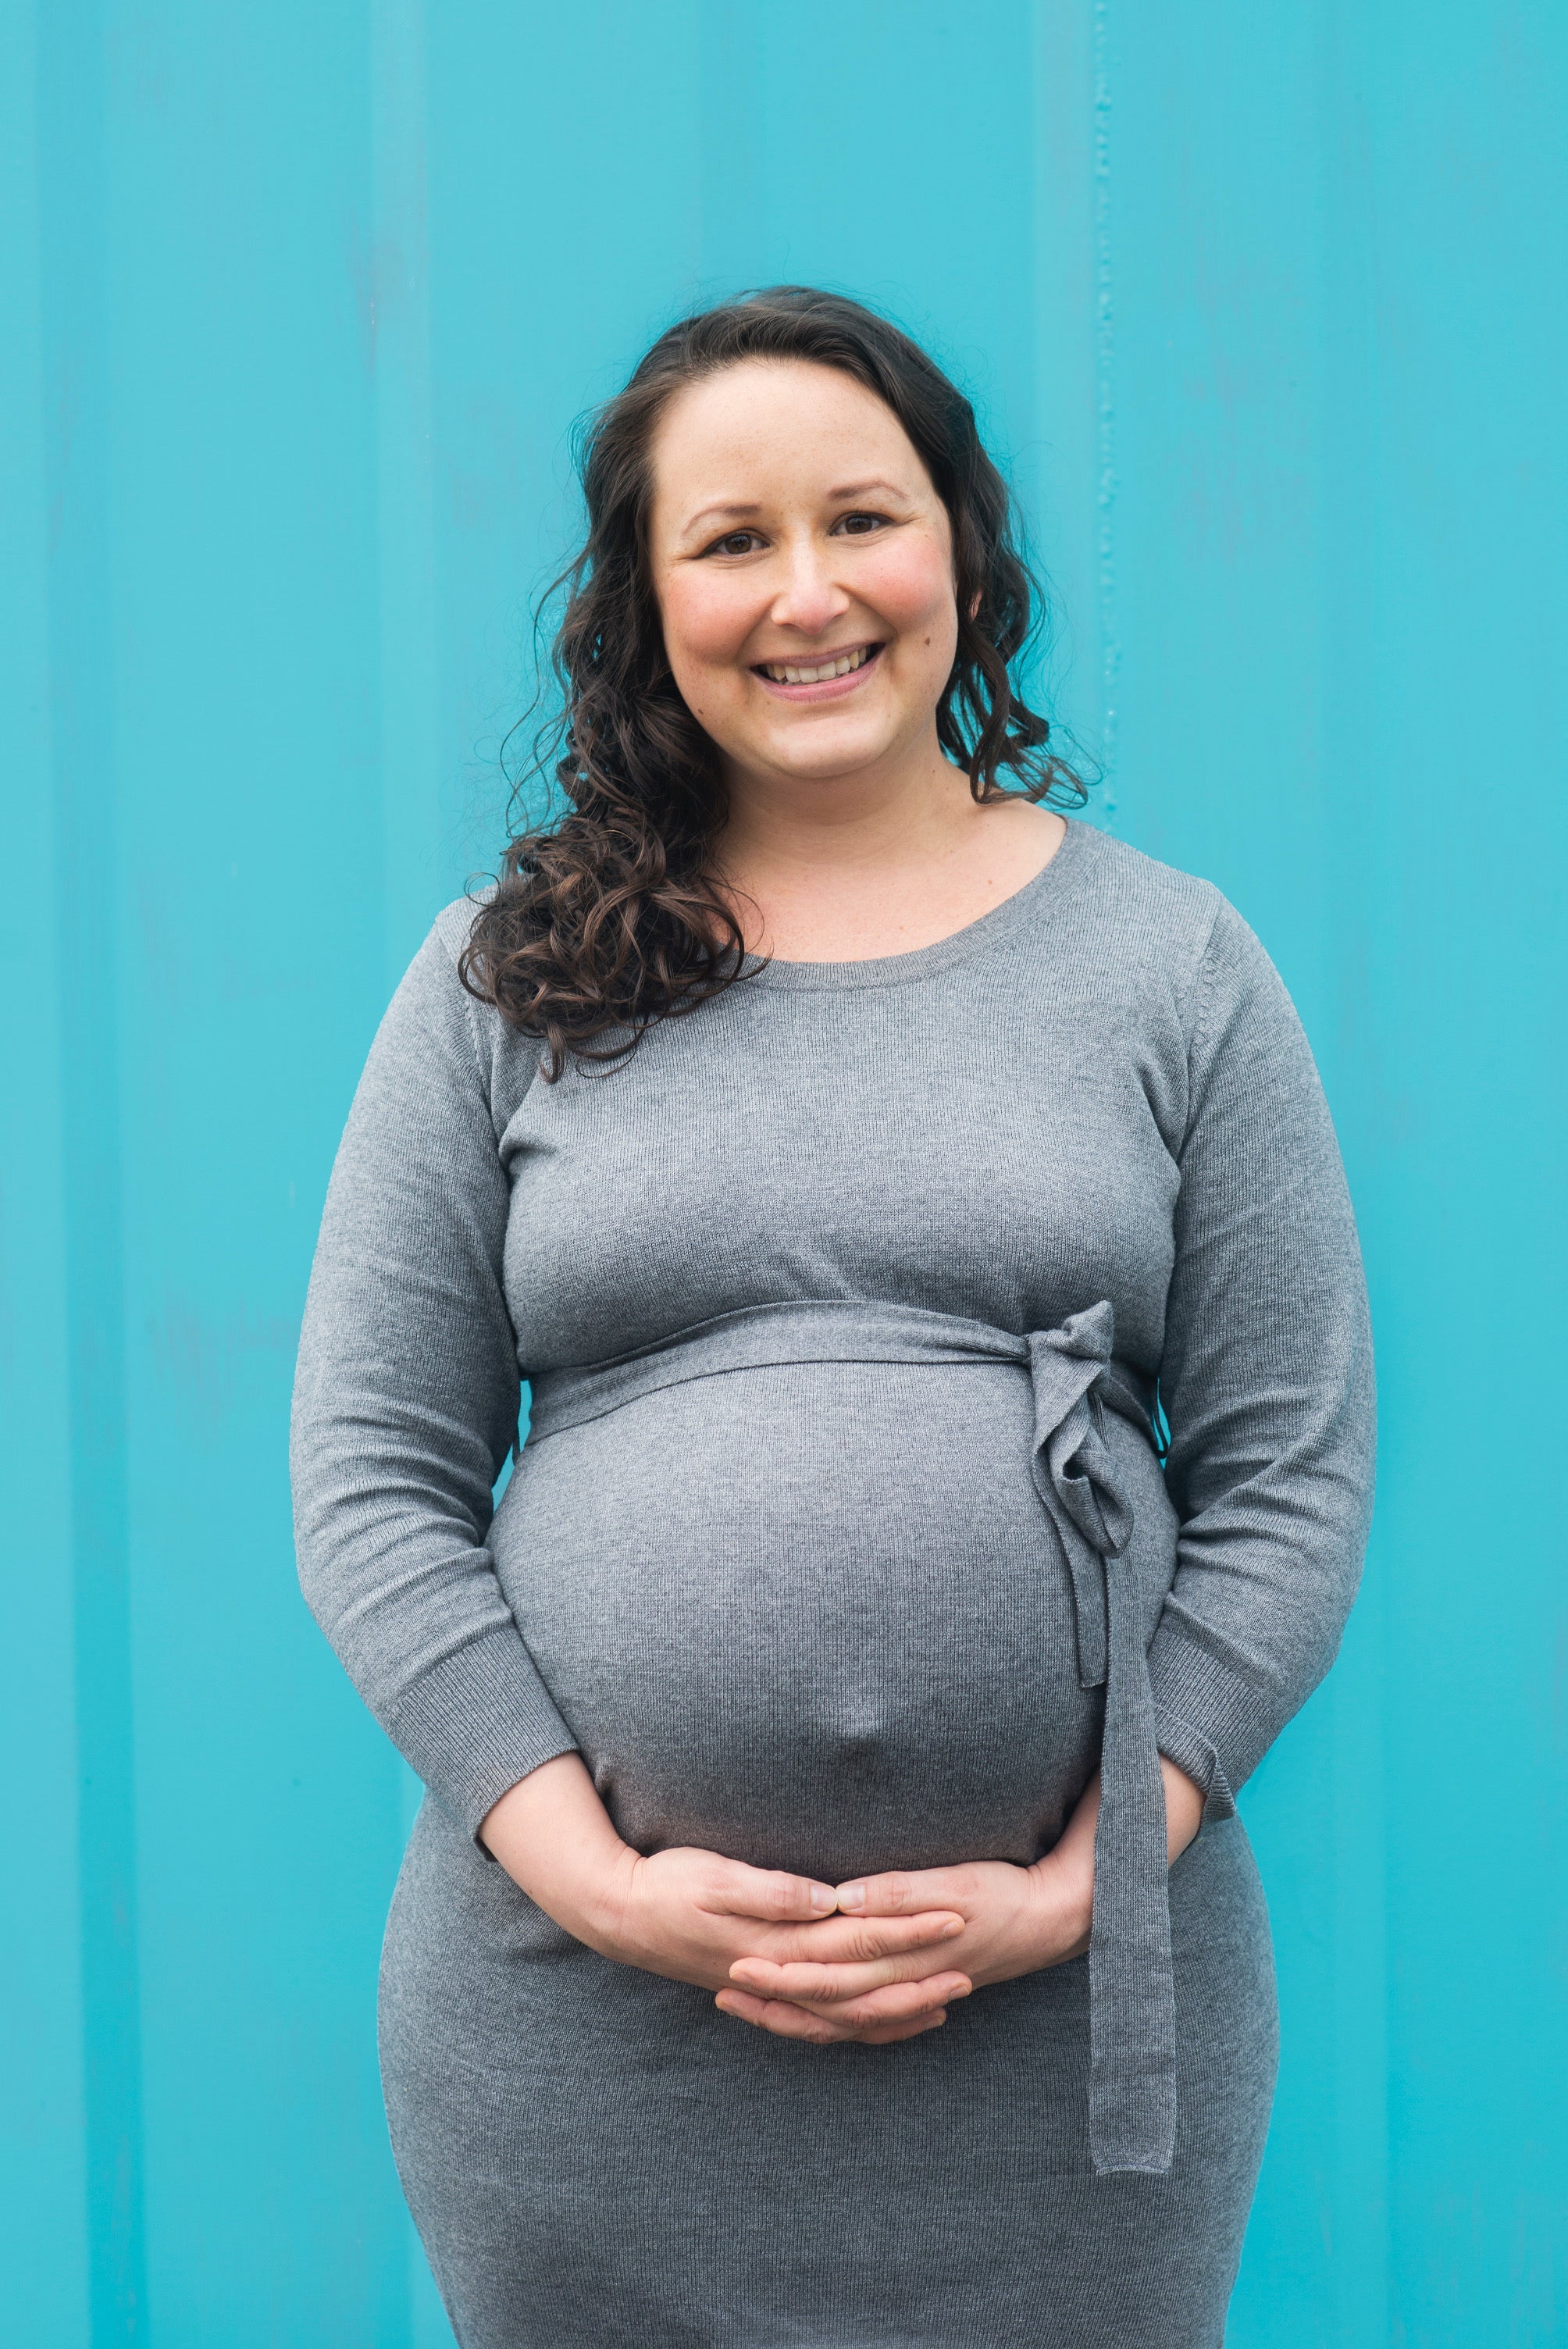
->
[718,1759,1205,2040]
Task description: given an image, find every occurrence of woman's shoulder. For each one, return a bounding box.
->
[393,892,490,1028]
[386,893,543,1132]
[1057,818,1227,939]
[1049,814,1227,954]
[426,892,491,978]
[1026,821,1292,1046]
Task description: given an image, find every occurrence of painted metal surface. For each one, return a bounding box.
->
[3,3,1563,2341]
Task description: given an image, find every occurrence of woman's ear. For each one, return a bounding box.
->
[968,590,982,619]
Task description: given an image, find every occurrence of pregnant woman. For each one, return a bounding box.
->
[292,287,1374,2347]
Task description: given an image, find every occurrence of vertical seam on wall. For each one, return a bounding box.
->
[371,0,443,994]
[1092,0,1120,821]
[369,11,447,2335]
[36,0,148,2337]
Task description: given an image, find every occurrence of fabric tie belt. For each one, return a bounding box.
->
[527,1297,1178,2176]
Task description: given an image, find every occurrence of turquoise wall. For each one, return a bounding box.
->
[4,3,1564,2342]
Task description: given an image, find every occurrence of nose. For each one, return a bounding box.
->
[768,535,851,637]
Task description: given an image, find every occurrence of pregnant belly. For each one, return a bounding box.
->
[489,1358,1105,1883]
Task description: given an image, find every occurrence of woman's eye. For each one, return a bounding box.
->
[704,530,764,557]
[834,511,890,537]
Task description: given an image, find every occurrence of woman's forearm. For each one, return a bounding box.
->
[1029,1758,1203,1950]
[479,1752,634,1952]
[1160,1756,1206,1862]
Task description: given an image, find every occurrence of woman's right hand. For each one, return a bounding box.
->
[479,1754,971,2044]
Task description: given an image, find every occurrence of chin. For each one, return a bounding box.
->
[761,722,904,781]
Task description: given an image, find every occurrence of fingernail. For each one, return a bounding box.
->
[943,1917,964,1937]
[837,1883,866,1912]
[809,1883,837,1913]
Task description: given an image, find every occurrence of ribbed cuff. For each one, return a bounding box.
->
[1146,1609,1281,1819]
[1153,1706,1235,1823]
[386,1623,579,1840]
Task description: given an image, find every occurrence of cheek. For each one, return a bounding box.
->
[659,572,754,681]
[863,538,957,646]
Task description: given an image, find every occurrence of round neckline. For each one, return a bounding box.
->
[744,814,1094,993]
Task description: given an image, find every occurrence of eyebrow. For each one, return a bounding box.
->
[678,478,914,540]
[824,478,912,504]
[681,501,763,535]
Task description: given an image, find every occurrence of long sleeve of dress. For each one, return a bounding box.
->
[290,911,577,1836]
[1149,900,1376,1816]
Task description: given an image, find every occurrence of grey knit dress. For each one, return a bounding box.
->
[291,820,1374,2349]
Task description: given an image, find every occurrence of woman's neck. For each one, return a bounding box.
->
[718,737,967,881]
[713,744,1067,964]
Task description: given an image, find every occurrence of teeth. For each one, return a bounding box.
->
[761,645,875,684]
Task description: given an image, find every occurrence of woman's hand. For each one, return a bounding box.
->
[603,1845,974,2043]
[722,1828,1093,2030]
[720,1760,1206,2030]
[721,1851,1079,2034]
[479,1756,971,2044]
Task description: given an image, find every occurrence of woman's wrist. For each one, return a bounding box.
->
[1039,1770,1099,1904]
[1159,1756,1206,1862]
[1026,1756,1205,1963]
[1028,1835,1096,1955]
[478,1752,636,1953]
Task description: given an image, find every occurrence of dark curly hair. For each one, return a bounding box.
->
[461,286,1085,1077]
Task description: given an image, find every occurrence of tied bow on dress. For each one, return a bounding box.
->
[1026,1304,1176,2175]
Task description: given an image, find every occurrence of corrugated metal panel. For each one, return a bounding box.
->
[2,4,1563,2342]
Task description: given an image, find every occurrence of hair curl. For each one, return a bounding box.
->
[461,286,1085,1077]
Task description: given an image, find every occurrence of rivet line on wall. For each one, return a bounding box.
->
[1092,0,1119,818]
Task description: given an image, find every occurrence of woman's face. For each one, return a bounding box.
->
[647,358,959,790]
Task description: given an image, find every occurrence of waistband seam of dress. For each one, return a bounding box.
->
[523,1348,1053,1444]
[522,1299,1155,1449]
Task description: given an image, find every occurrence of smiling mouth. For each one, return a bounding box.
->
[754,643,882,685]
